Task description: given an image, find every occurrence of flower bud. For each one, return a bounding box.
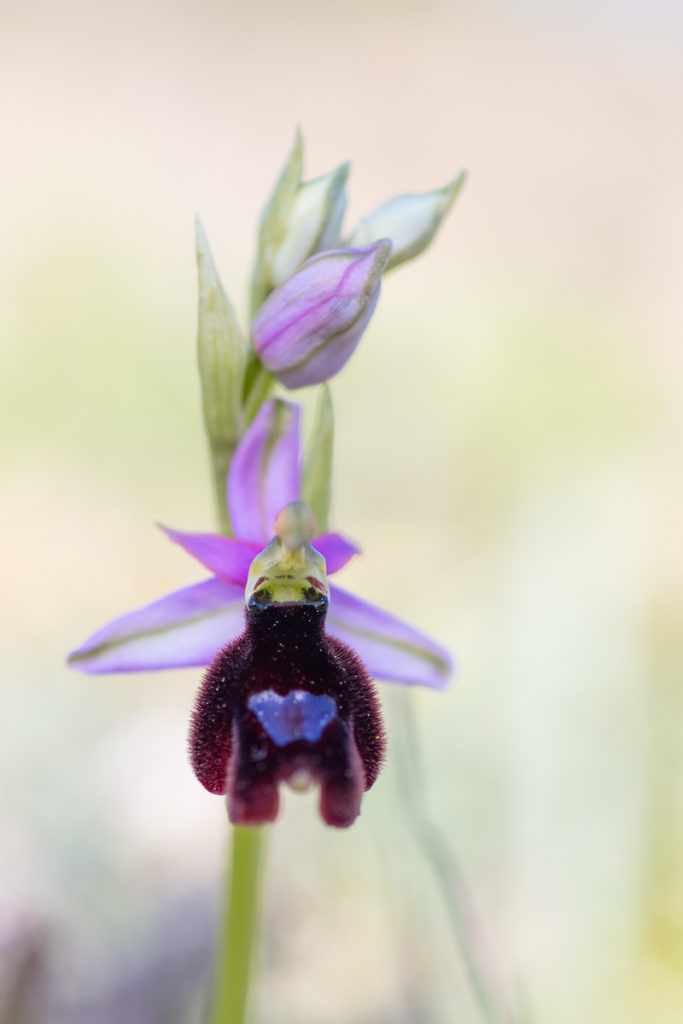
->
[250,240,392,389]
[250,128,350,312]
[347,171,465,270]
[268,163,349,289]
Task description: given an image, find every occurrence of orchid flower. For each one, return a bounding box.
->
[68,398,452,691]
[69,398,452,826]
[192,499,385,827]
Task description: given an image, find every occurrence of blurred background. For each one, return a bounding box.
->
[2,0,682,1020]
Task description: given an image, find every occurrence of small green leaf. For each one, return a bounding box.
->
[303,384,334,532]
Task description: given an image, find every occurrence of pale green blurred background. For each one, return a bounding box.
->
[2,0,683,1021]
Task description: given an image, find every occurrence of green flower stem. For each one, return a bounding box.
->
[206,434,266,1024]
[208,827,265,1024]
[243,361,274,427]
[209,439,238,536]
[302,385,334,533]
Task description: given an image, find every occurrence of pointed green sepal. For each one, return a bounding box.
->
[303,384,334,532]
[196,215,247,532]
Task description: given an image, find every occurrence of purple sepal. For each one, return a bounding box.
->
[161,526,356,588]
[68,578,243,673]
[327,584,454,690]
[312,532,359,574]
[161,525,257,585]
[227,399,301,544]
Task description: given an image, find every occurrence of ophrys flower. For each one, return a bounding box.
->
[69,399,452,691]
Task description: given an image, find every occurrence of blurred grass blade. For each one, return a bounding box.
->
[391,691,517,1024]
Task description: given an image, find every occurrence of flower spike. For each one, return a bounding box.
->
[68,133,459,838]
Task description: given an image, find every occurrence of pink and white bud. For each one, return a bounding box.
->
[251,240,392,389]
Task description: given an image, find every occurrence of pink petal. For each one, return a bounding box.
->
[68,578,245,674]
[228,399,302,544]
[313,532,360,575]
[326,584,454,689]
[161,525,257,585]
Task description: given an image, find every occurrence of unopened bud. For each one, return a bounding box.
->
[347,172,465,270]
[251,129,350,312]
[251,240,392,389]
[269,163,349,288]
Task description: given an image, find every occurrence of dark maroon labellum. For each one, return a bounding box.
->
[189,603,385,828]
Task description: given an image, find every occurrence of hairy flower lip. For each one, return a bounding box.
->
[191,600,385,827]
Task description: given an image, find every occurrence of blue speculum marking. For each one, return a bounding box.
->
[248,690,338,747]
